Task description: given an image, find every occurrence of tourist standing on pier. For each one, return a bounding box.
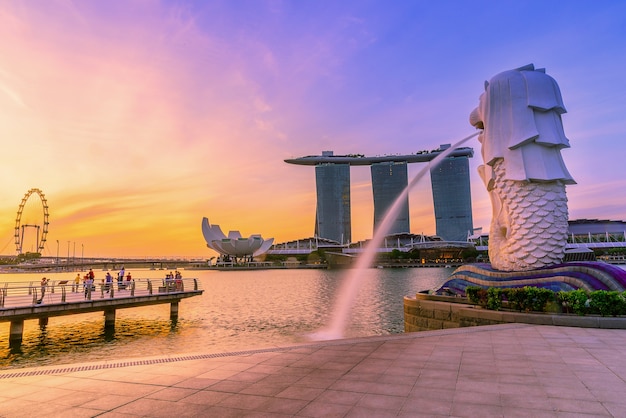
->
[74,273,81,292]
[39,277,48,303]
[84,274,93,299]
[118,266,125,290]
[105,272,113,293]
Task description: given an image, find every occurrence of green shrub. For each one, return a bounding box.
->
[526,287,555,312]
[500,287,554,312]
[588,290,626,317]
[503,288,527,311]
[467,287,626,316]
[567,289,591,316]
[466,286,487,308]
[486,287,503,310]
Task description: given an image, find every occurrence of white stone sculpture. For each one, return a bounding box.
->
[201,217,274,258]
[469,64,576,271]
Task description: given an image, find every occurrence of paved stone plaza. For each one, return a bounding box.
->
[1,324,625,417]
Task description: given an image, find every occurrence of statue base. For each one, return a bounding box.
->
[436,262,626,296]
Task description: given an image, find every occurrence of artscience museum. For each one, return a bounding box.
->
[201,217,274,260]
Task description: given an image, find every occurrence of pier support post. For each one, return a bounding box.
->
[104,309,116,329]
[170,301,179,322]
[9,320,24,348]
[39,317,49,328]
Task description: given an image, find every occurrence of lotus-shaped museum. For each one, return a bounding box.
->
[201,217,274,257]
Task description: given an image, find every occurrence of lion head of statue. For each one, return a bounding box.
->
[469,64,575,187]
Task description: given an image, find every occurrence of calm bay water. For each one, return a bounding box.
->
[0,267,450,370]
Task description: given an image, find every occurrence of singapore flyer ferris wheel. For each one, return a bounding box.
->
[14,188,50,255]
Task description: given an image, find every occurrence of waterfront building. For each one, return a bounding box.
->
[567,219,626,249]
[201,217,274,262]
[371,161,409,235]
[468,219,626,253]
[285,145,474,244]
[430,146,474,241]
[315,158,351,244]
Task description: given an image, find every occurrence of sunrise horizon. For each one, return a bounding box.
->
[1,1,624,258]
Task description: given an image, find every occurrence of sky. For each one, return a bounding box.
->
[0,0,625,258]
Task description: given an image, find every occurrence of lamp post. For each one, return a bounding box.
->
[67,241,70,268]
[81,244,84,271]
[56,240,59,270]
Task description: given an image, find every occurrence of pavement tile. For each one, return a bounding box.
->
[401,396,452,415]
[144,386,197,401]
[172,376,220,389]
[549,397,613,415]
[356,393,405,411]
[259,397,309,414]
[345,406,399,418]
[228,370,270,383]
[111,398,181,417]
[208,379,252,393]
[296,400,353,417]
[341,371,381,382]
[316,389,363,406]
[603,402,626,417]
[259,372,305,386]
[217,392,272,410]
[450,400,505,417]
[190,368,238,382]
[276,385,325,401]
[239,381,292,396]
[500,393,553,410]
[2,325,626,418]
[180,389,231,405]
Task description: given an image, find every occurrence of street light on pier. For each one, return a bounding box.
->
[81,244,84,271]
[56,240,59,270]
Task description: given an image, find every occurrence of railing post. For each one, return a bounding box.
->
[130,280,135,297]
[32,289,38,305]
[193,279,198,291]
[110,285,115,298]
[28,282,33,295]
[147,279,152,295]
[61,285,66,303]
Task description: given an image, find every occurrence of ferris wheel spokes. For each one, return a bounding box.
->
[14,188,50,255]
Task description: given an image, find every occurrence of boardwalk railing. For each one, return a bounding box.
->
[1,277,203,348]
[0,277,201,311]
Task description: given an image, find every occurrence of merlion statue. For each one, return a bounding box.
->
[469,64,576,271]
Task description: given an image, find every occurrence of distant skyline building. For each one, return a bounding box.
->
[371,161,409,235]
[430,146,473,241]
[314,157,351,244]
[285,145,474,244]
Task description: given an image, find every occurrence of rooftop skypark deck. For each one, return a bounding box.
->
[284,146,474,166]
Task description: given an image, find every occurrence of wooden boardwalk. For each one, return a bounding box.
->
[0,278,203,347]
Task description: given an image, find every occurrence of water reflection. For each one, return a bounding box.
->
[0,267,450,369]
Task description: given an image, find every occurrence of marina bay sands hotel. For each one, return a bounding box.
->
[285,145,474,245]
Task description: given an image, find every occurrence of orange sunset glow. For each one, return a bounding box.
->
[1,1,625,258]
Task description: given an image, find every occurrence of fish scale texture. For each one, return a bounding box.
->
[489,160,569,271]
